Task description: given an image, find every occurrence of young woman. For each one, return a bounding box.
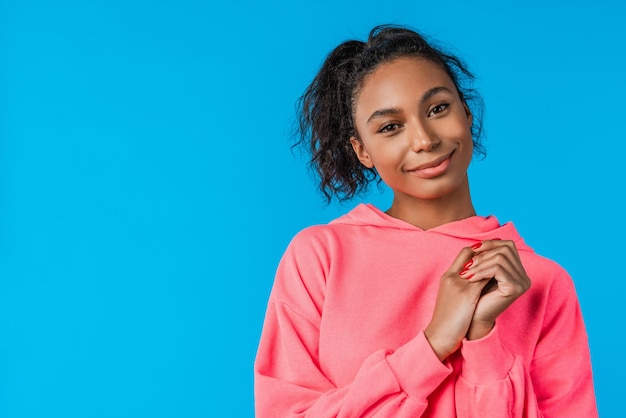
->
[254,25,597,417]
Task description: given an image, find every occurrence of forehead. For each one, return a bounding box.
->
[354,57,457,115]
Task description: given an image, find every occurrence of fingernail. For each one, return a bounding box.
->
[465,274,474,280]
[492,238,502,240]
[463,259,473,270]
[459,268,468,276]
[471,242,482,250]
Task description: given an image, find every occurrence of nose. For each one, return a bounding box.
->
[409,123,440,152]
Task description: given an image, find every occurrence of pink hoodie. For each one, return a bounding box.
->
[254,204,597,417]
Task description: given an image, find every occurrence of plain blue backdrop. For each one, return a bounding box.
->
[2,0,624,416]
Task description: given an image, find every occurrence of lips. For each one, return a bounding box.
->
[407,150,454,179]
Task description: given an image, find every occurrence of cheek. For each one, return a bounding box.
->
[367,140,406,168]
[440,121,473,164]
[441,116,472,140]
[439,122,474,156]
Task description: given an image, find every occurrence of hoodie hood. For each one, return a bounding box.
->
[331,204,532,252]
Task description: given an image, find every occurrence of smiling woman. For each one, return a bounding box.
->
[253,24,598,417]
[350,58,475,227]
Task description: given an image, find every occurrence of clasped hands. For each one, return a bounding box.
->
[424,239,531,361]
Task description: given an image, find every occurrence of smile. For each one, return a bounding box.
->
[407,151,454,179]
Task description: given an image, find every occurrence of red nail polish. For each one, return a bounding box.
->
[465,274,474,280]
[492,238,502,240]
[471,242,482,250]
[459,268,468,276]
[463,259,473,270]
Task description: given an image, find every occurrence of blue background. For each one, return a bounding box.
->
[2,0,623,416]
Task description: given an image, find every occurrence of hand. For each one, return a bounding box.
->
[424,246,496,361]
[460,239,531,340]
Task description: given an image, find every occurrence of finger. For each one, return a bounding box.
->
[448,246,477,273]
[465,261,514,284]
[467,261,530,295]
[471,242,525,277]
[475,239,522,264]
[463,253,517,283]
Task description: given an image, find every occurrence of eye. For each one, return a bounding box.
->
[377,123,401,134]
[428,103,449,117]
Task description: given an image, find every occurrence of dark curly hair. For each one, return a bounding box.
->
[294,24,485,203]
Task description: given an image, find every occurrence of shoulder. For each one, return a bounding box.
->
[519,249,579,301]
[286,204,378,251]
[285,222,356,259]
[270,220,363,311]
[520,250,567,276]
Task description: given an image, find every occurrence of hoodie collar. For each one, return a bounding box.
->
[331,204,531,251]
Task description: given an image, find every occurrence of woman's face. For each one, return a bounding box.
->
[350,57,474,203]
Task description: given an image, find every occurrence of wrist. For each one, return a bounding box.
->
[424,326,459,361]
[466,320,495,341]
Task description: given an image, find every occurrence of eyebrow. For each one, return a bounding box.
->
[366,86,454,124]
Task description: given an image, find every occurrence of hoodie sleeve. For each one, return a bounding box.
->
[254,230,453,417]
[454,266,598,418]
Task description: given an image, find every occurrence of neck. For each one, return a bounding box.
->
[386,178,476,230]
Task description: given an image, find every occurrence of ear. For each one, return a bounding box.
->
[463,102,473,127]
[349,136,375,169]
